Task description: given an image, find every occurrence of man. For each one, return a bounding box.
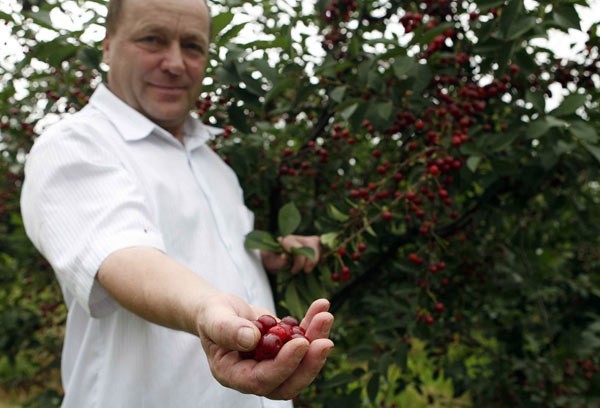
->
[19,0,334,406]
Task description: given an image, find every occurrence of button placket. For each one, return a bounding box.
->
[184,146,252,300]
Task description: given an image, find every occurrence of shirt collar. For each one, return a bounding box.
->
[89,84,223,148]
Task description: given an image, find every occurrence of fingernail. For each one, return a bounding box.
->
[295,343,309,360]
[321,345,334,359]
[237,327,256,349]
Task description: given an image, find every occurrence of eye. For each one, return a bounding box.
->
[184,42,205,54]
[138,35,165,47]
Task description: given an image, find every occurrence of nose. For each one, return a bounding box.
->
[161,43,185,75]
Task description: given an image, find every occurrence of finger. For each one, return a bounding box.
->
[266,338,334,400]
[305,236,321,259]
[203,345,262,394]
[236,337,311,396]
[303,311,334,341]
[300,298,331,328]
[302,237,321,273]
[302,251,316,273]
[199,299,262,352]
[271,253,289,272]
[202,336,310,396]
[209,317,261,351]
[290,253,306,274]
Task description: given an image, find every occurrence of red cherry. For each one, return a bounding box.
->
[254,333,282,361]
[281,316,300,327]
[252,320,266,335]
[341,265,351,280]
[408,253,423,265]
[428,165,440,176]
[291,325,306,336]
[257,315,277,332]
[382,210,393,221]
[268,324,290,342]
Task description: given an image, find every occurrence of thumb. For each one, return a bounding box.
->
[235,324,261,351]
[203,314,261,352]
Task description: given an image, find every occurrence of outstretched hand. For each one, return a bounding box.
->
[197,297,334,400]
[261,234,322,274]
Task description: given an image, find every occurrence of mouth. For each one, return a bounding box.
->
[149,83,188,95]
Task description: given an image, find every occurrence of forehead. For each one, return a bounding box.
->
[121,0,210,37]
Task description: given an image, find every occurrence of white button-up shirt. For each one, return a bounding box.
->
[20,85,292,408]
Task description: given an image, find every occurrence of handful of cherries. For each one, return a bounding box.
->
[241,314,309,361]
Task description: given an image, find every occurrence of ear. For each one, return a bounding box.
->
[102,36,111,65]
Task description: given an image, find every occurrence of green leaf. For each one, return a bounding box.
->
[526,116,568,139]
[304,272,326,299]
[467,155,482,172]
[582,142,600,164]
[319,373,357,389]
[371,101,393,122]
[330,86,347,103]
[29,38,79,66]
[244,230,282,252]
[570,121,598,143]
[409,64,432,94]
[227,105,251,133]
[367,374,380,403]
[410,22,454,46]
[212,12,234,38]
[327,204,349,222]
[24,9,55,31]
[506,17,537,40]
[283,284,305,319]
[264,77,296,104]
[499,0,523,39]
[77,47,102,70]
[552,93,587,117]
[0,11,13,22]
[553,4,581,31]
[320,232,339,249]
[291,247,316,261]
[216,23,245,47]
[357,60,372,85]
[392,56,416,79]
[367,69,385,92]
[364,217,377,237]
[483,132,519,152]
[525,89,546,113]
[278,202,301,236]
[340,102,359,120]
[478,0,505,12]
[527,120,551,139]
[396,341,409,371]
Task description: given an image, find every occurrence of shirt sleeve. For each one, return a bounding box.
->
[20,121,165,318]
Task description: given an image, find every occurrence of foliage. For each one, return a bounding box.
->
[1,0,599,406]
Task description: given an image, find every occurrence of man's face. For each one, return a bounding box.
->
[102,0,210,138]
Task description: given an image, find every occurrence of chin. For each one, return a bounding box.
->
[147,108,188,123]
